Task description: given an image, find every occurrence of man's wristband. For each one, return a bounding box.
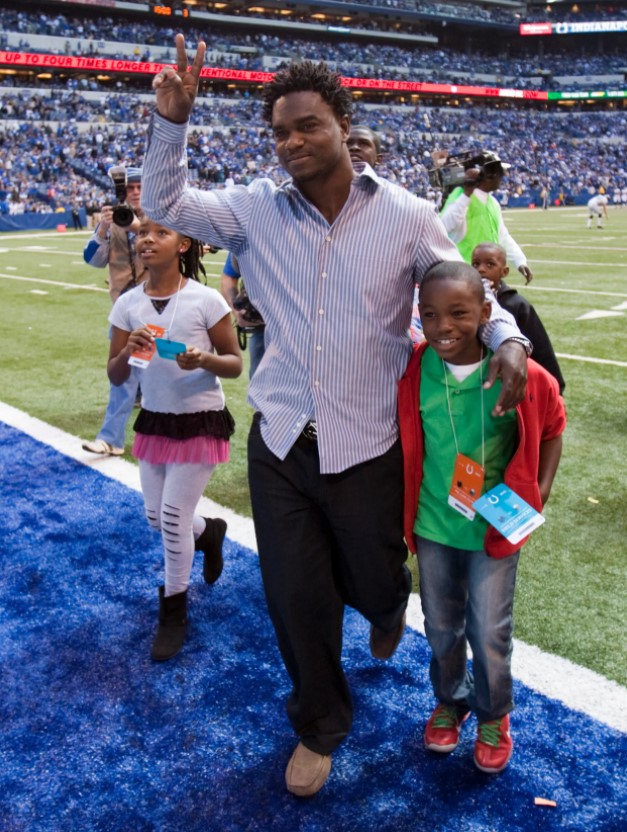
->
[502,336,533,357]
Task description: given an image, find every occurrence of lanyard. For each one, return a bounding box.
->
[442,353,486,471]
[141,273,183,339]
[163,274,183,339]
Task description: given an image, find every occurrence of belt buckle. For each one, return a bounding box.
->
[302,421,317,441]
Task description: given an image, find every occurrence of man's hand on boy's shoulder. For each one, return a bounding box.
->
[484,341,528,415]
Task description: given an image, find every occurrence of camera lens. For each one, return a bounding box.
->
[112,205,135,227]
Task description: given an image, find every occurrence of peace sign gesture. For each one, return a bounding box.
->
[152,34,206,124]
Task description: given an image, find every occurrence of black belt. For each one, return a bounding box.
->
[301,421,317,441]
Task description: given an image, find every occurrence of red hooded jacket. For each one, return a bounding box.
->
[398,342,566,558]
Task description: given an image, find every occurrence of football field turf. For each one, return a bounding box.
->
[0,204,625,686]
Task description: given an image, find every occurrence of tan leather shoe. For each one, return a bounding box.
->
[370,612,406,660]
[285,742,332,797]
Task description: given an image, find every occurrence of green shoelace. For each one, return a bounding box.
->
[432,706,461,728]
[477,720,503,747]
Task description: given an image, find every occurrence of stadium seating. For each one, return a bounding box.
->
[1,0,625,219]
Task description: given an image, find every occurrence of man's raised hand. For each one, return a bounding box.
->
[152,34,206,123]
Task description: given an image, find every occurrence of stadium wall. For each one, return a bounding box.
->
[0,209,87,233]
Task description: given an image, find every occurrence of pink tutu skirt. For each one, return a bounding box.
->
[132,433,230,465]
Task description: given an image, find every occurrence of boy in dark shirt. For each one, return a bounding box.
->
[471,243,565,394]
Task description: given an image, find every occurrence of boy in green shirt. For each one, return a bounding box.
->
[398,262,566,773]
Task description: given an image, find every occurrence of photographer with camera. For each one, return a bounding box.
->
[84,166,147,302]
[437,152,533,285]
[220,251,265,379]
[82,165,148,457]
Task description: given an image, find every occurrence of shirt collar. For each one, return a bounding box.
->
[473,188,490,203]
[279,160,381,201]
[351,160,382,190]
[423,345,491,388]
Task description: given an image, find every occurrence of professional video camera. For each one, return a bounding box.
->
[233,282,264,351]
[233,284,264,326]
[427,150,509,197]
[108,165,136,228]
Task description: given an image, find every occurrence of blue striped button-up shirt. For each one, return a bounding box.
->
[143,114,522,474]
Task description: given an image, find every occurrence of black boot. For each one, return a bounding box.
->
[151,586,188,662]
[196,517,227,585]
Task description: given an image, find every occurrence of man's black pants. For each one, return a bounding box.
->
[248,415,411,755]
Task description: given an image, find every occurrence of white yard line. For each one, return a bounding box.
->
[12,248,91,256]
[524,259,626,268]
[2,271,625,299]
[0,230,90,240]
[524,243,627,252]
[1,400,625,734]
[514,286,627,297]
[0,273,107,293]
[555,353,627,368]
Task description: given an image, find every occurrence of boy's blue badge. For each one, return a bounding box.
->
[472,484,545,545]
[154,338,186,360]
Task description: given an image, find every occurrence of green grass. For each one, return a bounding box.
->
[1,206,625,685]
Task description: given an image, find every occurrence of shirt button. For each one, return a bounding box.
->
[316,345,322,351]
[321,272,328,278]
[325,236,332,242]
[318,308,324,315]
[314,380,320,386]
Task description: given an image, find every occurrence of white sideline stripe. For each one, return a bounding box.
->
[0,273,107,293]
[1,400,625,735]
[555,353,627,368]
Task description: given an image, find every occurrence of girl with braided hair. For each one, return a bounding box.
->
[108,218,242,661]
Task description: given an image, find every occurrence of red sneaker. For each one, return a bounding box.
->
[473,714,513,773]
[424,704,470,753]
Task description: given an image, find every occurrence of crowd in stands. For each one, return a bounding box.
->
[1,88,625,217]
[1,1,625,217]
[1,8,626,93]
[47,0,625,26]
[524,3,627,23]
[30,0,516,26]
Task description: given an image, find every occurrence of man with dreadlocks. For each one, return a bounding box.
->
[142,35,530,796]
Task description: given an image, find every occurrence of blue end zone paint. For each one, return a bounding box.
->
[0,422,625,831]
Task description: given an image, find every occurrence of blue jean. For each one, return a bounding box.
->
[417,536,520,723]
[97,368,140,449]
